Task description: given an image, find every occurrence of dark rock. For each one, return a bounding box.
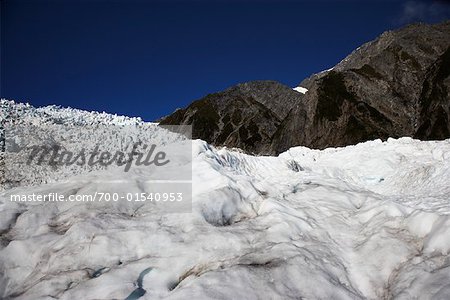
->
[160,81,304,154]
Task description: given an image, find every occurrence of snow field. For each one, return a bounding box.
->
[1,100,449,299]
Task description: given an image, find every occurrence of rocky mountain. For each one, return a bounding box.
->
[160,81,304,154]
[160,21,450,154]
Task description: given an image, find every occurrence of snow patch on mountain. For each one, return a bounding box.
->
[293,86,308,94]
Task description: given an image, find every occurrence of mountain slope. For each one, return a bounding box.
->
[272,21,450,152]
[160,81,304,154]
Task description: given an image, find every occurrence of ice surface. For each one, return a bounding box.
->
[1,101,450,299]
[0,99,187,190]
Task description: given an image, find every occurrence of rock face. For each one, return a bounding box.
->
[160,81,304,154]
[160,21,450,154]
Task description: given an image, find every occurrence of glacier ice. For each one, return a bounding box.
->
[1,100,450,299]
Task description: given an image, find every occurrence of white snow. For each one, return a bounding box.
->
[318,67,334,74]
[293,86,308,94]
[1,101,450,299]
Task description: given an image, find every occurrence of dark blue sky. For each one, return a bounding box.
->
[1,0,449,121]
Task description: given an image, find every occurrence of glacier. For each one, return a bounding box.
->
[1,100,450,299]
